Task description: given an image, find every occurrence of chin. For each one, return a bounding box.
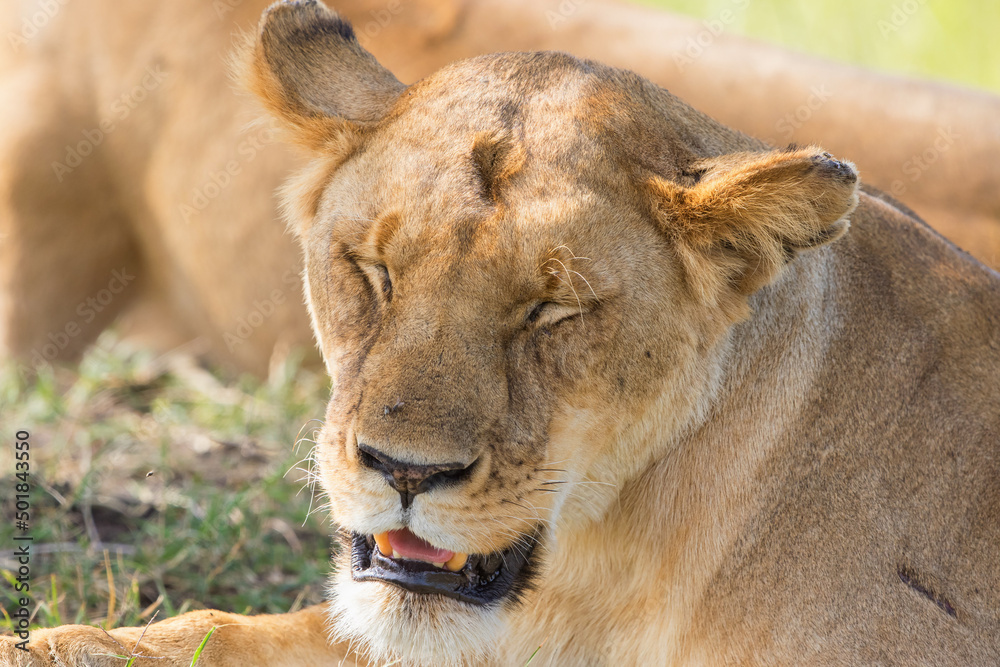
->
[328,562,506,667]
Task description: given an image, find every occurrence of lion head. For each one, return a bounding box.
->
[243,2,858,664]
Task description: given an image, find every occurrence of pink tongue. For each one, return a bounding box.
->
[388,528,454,562]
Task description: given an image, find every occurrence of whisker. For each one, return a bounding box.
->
[498,512,556,531]
[476,508,514,570]
[568,269,599,303]
[548,257,584,321]
[292,419,325,453]
[501,499,530,510]
[547,245,592,264]
[575,480,619,488]
[285,446,319,479]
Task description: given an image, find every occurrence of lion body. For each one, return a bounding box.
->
[9,185,1000,666]
[495,193,1000,666]
[3,3,999,666]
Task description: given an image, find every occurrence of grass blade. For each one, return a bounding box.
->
[190,626,216,666]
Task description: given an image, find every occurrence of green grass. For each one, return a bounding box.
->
[639,0,1000,93]
[1,333,331,631]
[190,626,216,666]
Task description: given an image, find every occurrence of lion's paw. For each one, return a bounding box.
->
[2,624,185,667]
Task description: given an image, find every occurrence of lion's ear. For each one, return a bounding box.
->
[649,147,859,315]
[240,0,406,151]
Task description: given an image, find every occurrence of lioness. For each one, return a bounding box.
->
[2,0,1000,374]
[5,2,1000,665]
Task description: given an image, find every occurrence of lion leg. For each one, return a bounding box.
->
[0,604,364,666]
[0,56,141,372]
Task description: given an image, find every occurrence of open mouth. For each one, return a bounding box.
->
[350,528,539,605]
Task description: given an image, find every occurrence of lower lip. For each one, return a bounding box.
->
[347,531,539,606]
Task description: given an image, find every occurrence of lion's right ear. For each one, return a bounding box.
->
[239,0,406,151]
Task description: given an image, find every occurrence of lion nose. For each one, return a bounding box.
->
[357,443,477,510]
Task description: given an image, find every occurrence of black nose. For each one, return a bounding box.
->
[357,443,476,510]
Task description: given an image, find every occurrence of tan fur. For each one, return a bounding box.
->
[7,3,998,665]
[2,0,1000,374]
[2,606,356,666]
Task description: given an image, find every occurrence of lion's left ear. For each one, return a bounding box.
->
[649,147,859,314]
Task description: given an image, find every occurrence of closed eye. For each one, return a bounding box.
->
[524,301,586,327]
[526,302,550,324]
[353,257,393,303]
